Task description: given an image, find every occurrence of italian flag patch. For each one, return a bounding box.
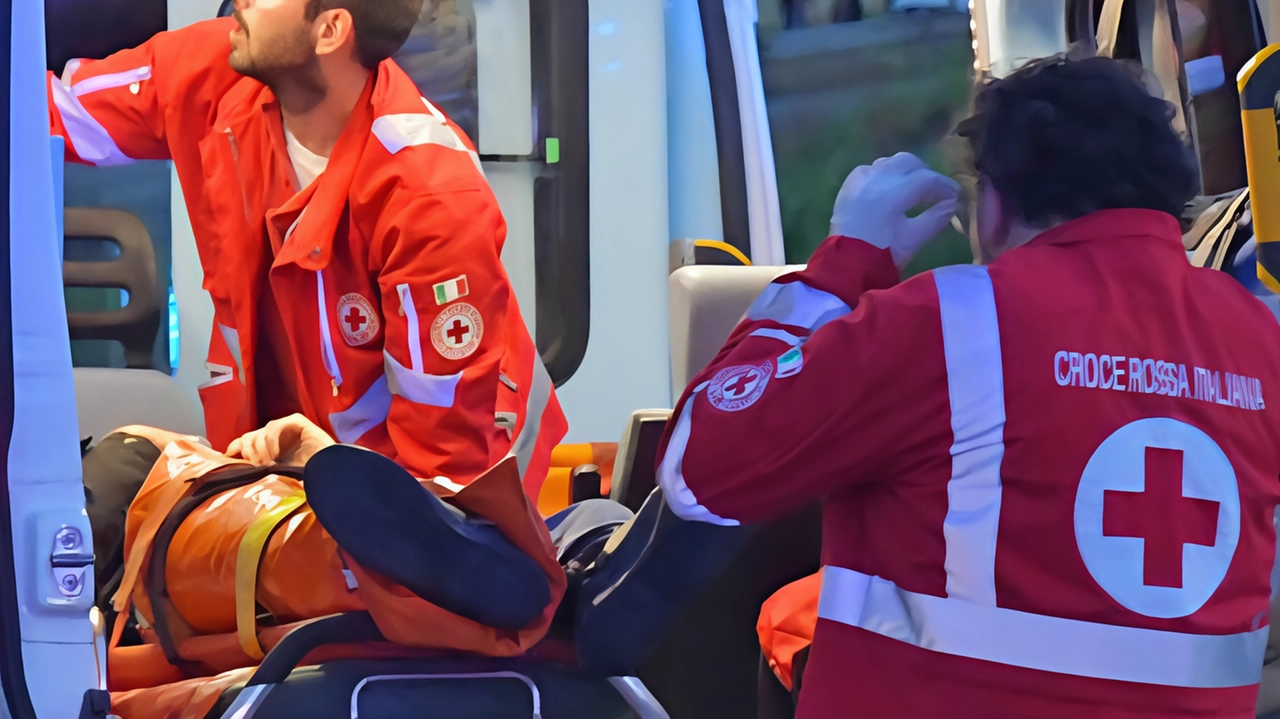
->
[433,275,469,305]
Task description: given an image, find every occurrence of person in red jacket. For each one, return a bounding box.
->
[50,0,566,493]
[57,0,593,685]
[659,56,1280,717]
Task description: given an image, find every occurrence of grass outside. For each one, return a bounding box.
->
[760,13,975,275]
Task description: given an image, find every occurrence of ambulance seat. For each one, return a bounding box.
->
[62,206,202,441]
[668,264,803,402]
[609,409,674,512]
[73,368,204,442]
[64,207,163,369]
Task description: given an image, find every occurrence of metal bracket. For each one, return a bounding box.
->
[51,525,93,599]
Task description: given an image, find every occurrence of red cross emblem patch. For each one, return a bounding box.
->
[706,362,773,412]
[336,293,380,347]
[1074,417,1239,619]
[431,302,484,360]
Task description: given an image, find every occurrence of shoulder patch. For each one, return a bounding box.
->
[775,348,804,379]
[431,302,484,360]
[337,293,381,346]
[707,362,773,412]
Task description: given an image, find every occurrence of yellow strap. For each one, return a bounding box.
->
[693,239,752,266]
[235,490,307,661]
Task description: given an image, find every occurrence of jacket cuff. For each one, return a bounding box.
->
[791,236,900,308]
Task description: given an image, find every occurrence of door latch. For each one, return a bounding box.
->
[51,526,93,599]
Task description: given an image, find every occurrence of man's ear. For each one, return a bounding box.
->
[313,7,356,59]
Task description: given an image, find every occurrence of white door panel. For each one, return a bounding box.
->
[488,161,539,335]
[11,0,98,714]
[556,0,671,442]
[665,0,726,247]
[474,0,534,155]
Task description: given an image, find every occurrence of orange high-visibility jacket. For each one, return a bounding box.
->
[47,18,566,496]
[113,440,566,694]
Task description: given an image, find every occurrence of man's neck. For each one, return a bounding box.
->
[276,65,373,159]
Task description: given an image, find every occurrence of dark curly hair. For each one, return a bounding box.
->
[957,55,1199,227]
[307,0,423,70]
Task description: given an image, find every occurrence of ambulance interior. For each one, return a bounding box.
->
[2,0,1278,717]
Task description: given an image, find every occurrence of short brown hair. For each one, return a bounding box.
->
[307,0,423,70]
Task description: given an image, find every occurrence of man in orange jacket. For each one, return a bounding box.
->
[57,0,589,689]
[52,0,565,490]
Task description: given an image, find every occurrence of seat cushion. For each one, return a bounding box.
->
[204,658,634,719]
[74,367,204,441]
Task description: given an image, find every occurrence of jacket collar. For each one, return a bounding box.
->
[1023,208,1184,250]
[267,68,381,271]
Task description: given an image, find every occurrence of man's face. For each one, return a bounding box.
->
[229,0,319,85]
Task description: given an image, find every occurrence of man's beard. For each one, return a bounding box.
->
[228,15,327,103]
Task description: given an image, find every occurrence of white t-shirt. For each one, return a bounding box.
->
[283,125,330,190]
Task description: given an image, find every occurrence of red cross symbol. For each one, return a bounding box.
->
[344,306,368,333]
[1102,447,1220,588]
[724,370,759,398]
[446,318,471,346]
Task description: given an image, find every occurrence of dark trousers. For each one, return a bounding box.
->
[82,433,161,624]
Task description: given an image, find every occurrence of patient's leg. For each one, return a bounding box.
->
[303,445,553,631]
[82,431,164,617]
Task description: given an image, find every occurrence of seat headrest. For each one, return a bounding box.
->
[668,264,803,401]
[64,207,162,369]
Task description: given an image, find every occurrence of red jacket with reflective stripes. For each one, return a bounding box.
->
[47,18,566,494]
[658,209,1280,717]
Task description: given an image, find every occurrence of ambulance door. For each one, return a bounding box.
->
[1,0,101,716]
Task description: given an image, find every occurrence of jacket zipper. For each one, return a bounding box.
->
[396,283,425,373]
[315,271,343,395]
[224,129,253,224]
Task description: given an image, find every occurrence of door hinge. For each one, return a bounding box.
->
[51,526,93,599]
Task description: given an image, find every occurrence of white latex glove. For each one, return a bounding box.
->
[830,152,962,270]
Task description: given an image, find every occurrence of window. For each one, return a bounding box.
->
[756,0,975,275]
[393,0,480,143]
[48,0,174,370]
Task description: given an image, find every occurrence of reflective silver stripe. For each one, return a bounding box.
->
[49,75,134,166]
[315,272,343,389]
[508,356,554,479]
[656,382,740,527]
[60,58,81,86]
[198,362,235,391]
[218,324,244,384]
[746,280,850,331]
[217,683,275,719]
[395,283,425,372]
[818,566,1268,689]
[72,65,151,97]
[748,327,804,346]
[934,265,1005,605]
[383,352,460,408]
[370,99,484,176]
[328,375,392,444]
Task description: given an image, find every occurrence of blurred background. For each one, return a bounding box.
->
[754,0,973,274]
